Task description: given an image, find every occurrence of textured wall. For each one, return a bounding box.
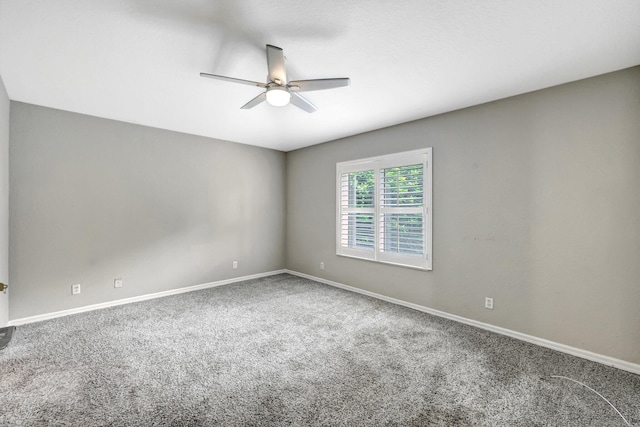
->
[286,66,640,364]
[9,103,286,319]
[0,76,8,326]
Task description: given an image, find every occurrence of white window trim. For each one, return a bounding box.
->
[336,148,432,270]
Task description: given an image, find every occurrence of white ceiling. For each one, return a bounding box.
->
[1,1,639,152]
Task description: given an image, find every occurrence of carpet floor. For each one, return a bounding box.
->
[1,273,638,426]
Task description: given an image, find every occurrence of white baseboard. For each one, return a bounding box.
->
[285,270,640,376]
[8,270,287,327]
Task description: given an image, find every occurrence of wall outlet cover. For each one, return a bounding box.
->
[485,297,494,310]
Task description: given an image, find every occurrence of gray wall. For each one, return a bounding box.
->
[286,66,640,364]
[9,103,286,319]
[0,76,8,326]
[7,67,640,365]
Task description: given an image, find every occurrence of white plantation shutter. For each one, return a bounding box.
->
[380,213,423,255]
[379,164,424,257]
[337,148,432,270]
[338,168,376,260]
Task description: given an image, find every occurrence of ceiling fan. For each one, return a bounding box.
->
[200,44,350,113]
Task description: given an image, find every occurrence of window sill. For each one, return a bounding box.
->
[336,253,432,271]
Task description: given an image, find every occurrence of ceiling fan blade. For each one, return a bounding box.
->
[288,78,351,92]
[241,92,267,109]
[266,44,287,85]
[200,73,267,88]
[290,93,318,113]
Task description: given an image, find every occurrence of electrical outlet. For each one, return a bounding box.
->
[232,261,238,269]
[320,262,325,270]
[114,278,123,288]
[72,284,81,295]
[485,297,494,310]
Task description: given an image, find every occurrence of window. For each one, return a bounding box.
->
[336,148,432,270]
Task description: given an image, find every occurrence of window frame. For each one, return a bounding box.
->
[336,148,432,270]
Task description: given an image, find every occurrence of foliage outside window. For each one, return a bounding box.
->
[336,148,432,270]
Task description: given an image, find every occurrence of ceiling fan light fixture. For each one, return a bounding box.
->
[266,86,291,107]
[201,44,350,112]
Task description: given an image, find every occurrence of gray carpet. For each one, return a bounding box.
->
[0,273,638,426]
